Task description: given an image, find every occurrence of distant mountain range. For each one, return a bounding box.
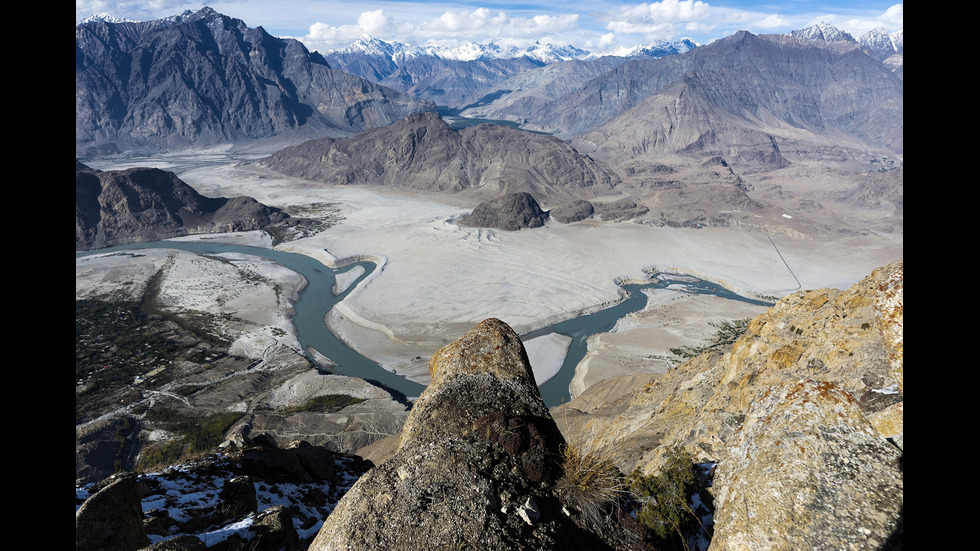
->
[75,8,435,156]
[792,23,903,60]
[76,11,902,234]
[76,8,901,164]
[323,36,699,64]
[320,37,698,107]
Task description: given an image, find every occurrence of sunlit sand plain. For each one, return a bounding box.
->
[79,152,903,395]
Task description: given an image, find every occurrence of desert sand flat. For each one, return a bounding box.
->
[79,153,903,394]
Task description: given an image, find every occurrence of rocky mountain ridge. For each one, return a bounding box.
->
[260,111,621,200]
[533,30,902,154]
[75,8,435,156]
[76,161,301,250]
[791,22,903,61]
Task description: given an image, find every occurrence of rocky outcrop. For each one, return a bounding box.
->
[76,161,296,250]
[75,8,435,155]
[310,318,648,550]
[75,439,372,551]
[549,200,594,223]
[75,416,141,485]
[261,112,620,198]
[459,192,549,230]
[711,379,903,550]
[76,473,150,551]
[553,260,904,549]
[593,198,650,222]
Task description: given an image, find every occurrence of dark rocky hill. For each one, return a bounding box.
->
[76,161,296,250]
[261,112,620,199]
[459,192,550,230]
[75,8,435,155]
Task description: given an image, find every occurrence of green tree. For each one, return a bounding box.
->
[629,446,699,550]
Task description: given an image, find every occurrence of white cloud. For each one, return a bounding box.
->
[357,9,396,36]
[601,0,712,41]
[878,4,904,27]
[756,14,789,30]
[302,7,581,51]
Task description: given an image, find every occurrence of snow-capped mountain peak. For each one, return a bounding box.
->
[789,22,856,43]
[76,12,139,26]
[323,37,695,63]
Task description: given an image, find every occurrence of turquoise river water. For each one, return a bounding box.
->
[77,241,771,406]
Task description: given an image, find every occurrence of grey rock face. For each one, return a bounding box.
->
[76,161,291,250]
[75,8,435,155]
[711,379,903,551]
[310,319,646,551]
[460,192,549,230]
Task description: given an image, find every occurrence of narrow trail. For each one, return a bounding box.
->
[767,234,801,292]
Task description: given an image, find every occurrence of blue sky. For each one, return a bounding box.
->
[75,1,903,52]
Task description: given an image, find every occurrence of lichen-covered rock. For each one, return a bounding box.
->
[874,263,903,394]
[625,260,904,471]
[553,260,904,548]
[710,379,903,550]
[310,318,646,550]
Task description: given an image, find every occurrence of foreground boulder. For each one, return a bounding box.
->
[711,379,903,550]
[310,318,647,550]
[75,473,149,551]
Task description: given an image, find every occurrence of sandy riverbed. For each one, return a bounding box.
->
[79,153,903,395]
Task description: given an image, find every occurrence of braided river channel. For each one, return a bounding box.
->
[77,241,771,407]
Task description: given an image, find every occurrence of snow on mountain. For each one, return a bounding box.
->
[889,28,903,54]
[76,12,139,25]
[789,22,902,62]
[789,22,857,43]
[327,37,695,64]
[597,38,698,59]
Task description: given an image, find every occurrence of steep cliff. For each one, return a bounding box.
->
[555,260,904,549]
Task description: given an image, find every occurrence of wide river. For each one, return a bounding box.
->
[77,241,771,406]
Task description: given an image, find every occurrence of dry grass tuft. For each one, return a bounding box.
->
[557,417,630,529]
